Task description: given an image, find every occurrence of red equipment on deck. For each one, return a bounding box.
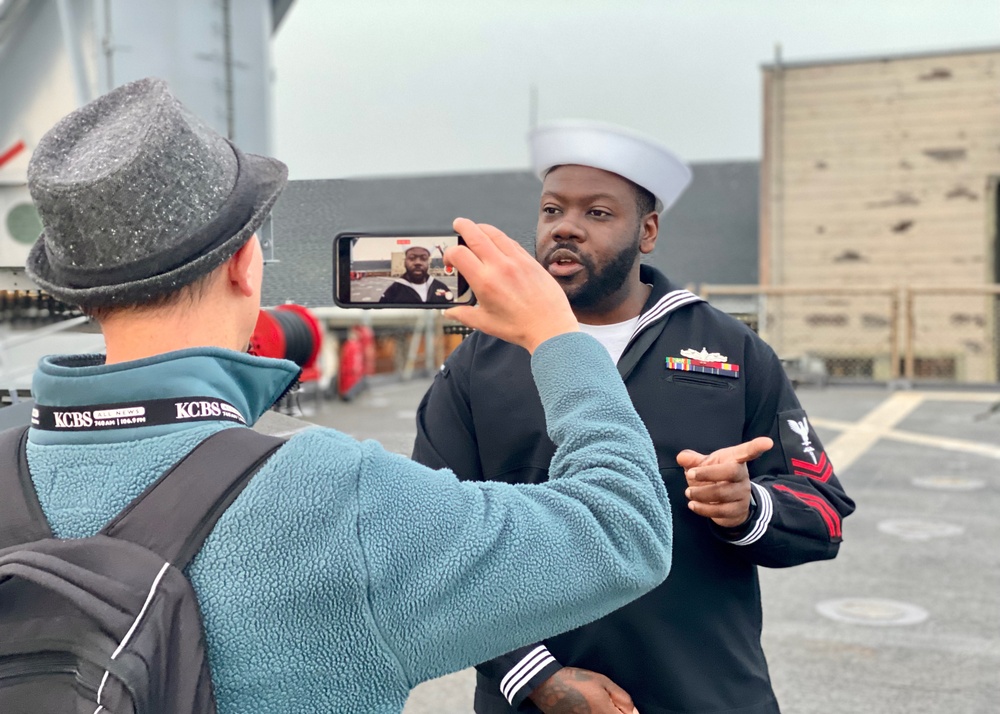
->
[250,305,323,383]
[337,325,375,401]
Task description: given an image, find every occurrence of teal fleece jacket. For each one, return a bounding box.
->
[24,332,671,713]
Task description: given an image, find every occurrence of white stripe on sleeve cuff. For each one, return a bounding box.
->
[499,645,556,704]
[730,482,773,546]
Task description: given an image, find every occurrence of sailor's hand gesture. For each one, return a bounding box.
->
[677,437,773,529]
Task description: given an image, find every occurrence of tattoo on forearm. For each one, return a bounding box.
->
[533,682,590,714]
[532,670,599,714]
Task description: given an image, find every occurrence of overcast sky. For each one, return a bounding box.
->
[272,0,1000,180]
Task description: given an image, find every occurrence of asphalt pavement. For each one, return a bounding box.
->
[298,378,1000,714]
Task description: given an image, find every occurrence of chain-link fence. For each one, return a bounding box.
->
[700,286,899,384]
[904,285,1000,383]
[700,284,1000,386]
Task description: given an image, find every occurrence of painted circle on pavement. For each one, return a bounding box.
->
[877,519,965,541]
[911,476,985,492]
[817,598,929,626]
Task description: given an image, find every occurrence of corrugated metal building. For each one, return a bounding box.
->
[761,46,1000,382]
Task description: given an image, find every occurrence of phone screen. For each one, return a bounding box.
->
[334,233,473,308]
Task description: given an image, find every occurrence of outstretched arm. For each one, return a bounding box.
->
[360,332,672,685]
[359,219,672,686]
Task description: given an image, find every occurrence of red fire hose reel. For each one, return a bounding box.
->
[337,324,375,401]
[249,304,323,382]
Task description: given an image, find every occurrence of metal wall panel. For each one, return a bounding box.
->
[762,48,1000,381]
[0,0,282,272]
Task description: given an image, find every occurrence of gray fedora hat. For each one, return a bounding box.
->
[25,77,288,308]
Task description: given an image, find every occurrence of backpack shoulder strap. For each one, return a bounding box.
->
[101,427,286,569]
[0,425,53,550]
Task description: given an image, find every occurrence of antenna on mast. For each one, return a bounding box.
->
[529,83,538,132]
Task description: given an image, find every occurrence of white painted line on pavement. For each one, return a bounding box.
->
[811,416,1000,462]
[915,391,1000,403]
[877,426,1000,461]
[820,392,926,472]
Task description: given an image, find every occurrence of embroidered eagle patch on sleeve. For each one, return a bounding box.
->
[777,408,833,482]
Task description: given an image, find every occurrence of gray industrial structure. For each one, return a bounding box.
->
[0,0,294,280]
[0,0,295,390]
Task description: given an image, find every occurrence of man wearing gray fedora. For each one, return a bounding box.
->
[14,78,675,713]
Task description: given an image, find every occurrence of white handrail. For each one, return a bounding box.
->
[0,315,99,391]
[0,315,91,350]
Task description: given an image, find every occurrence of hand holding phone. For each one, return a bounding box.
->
[443,218,578,354]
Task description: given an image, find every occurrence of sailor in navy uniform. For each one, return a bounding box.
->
[379,245,453,304]
[413,121,855,714]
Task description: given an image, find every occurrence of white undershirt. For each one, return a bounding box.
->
[578,316,640,365]
[396,277,430,301]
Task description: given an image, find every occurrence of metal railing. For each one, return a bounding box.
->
[0,315,99,394]
[903,285,1000,383]
[698,284,1000,385]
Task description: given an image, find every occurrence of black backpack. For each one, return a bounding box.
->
[0,426,285,713]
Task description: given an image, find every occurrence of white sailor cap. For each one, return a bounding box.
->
[529,120,692,214]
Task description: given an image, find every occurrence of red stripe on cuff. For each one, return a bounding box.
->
[774,484,842,538]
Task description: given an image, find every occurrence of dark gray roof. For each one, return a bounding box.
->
[761,44,1000,70]
[657,160,759,287]
[263,171,541,308]
[263,162,758,308]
